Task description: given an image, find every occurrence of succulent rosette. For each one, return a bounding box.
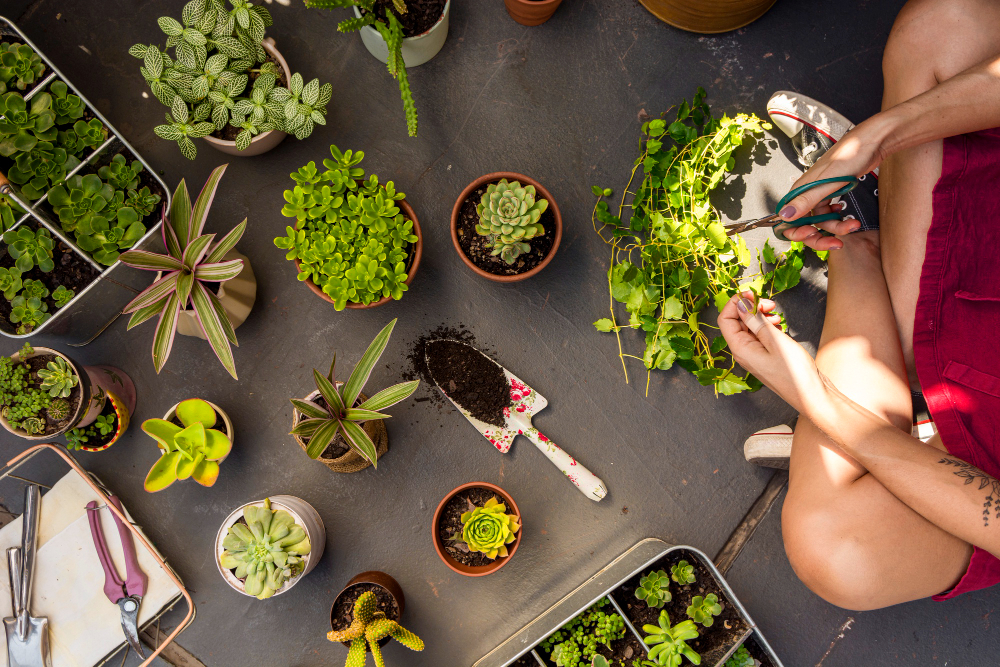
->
[459,495,520,559]
[475,178,548,264]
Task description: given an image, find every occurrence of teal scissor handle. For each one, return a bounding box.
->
[772,176,860,241]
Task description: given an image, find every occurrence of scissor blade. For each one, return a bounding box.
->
[724,213,781,236]
[118,596,145,658]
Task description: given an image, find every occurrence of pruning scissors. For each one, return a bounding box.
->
[86,496,147,658]
[724,176,859,241]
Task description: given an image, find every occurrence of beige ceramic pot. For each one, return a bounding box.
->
[176,249,256,339]
[0,347,91,440]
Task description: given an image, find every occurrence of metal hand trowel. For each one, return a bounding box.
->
[5,484,51,667]
[426,340,607,502]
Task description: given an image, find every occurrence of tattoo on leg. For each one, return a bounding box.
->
[939,457,1000,526]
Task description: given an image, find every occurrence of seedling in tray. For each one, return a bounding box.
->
[635,569,671,609]
[539,598,631,666]
[639,611,701,667]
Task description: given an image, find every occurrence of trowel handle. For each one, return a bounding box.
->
[523,428,607,502]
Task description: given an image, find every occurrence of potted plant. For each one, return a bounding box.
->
[637,0,775,34]
[129,0,332,158]
[274,145,422,309]
[304,0,451,136]
[433,481,521,577]
[0,343,90,439]
[216,495,325,600]
[120,164,253,380]
[142,398,234,492]
[0,40,46,93]
[451,172,562,283]
[290,318,418,472]
[504,0,563,26]
[327,571,424,664]
[64,390,131,452]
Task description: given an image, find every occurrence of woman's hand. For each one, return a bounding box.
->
[718,292,826,413]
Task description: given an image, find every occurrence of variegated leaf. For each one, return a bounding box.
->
[188,164,228,243]
[340,420,378,467]
[204,219,246,263]
[152,291,181,373]
[122,271,179,313]
[191,282,237,379]
[193,259,242,281]
[357,380,419,411]
[343,318,396,407]
[120,249,184,272]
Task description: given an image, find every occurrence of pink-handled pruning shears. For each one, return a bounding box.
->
[86,496,147,658]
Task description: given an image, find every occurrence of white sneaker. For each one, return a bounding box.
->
[743,424,793,469]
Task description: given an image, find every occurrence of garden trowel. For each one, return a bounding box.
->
[426,340,607,502]
[4,484,51,667]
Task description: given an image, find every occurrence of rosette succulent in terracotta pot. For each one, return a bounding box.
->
[433,481,522,576]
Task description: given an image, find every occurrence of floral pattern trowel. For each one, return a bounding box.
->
[426,340,607,502]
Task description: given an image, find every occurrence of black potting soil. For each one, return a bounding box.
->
[294,393,359,460]
[403,324,477,409]
[330,583,400,635]
[456,180,556,276]
[510,655,538,667]
[4,353,84,436]
[744,633,776,667]
[424,339,511,427]
[362,0,447,37]
[615,549,750,666]
[437,487,513,568]
[210,51,287,141]
[79,394,119,449]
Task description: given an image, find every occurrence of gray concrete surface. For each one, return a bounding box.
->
[3,0,997,665]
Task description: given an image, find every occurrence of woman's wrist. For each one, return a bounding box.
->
[853,107,907,164]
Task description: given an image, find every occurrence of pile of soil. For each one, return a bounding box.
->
[2,352,83,435]
[211,51,288,141]
[437,487,511,568]
[330,583,400,637]
[362,0,447,37]
[403,324,477,408]
[615,549,749,665]
[456,180,556,276]
[424,339,511,427]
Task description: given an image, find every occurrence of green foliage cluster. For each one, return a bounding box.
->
[638,611,701,667]
[671,560,696,586]
[476,179,548,264]
[65,412,116,450]
[130,0,331,159]
[453,495,520,559]
[0,344,80,436]
[540,598,627,667]
[635,569,672,608]
[722,645,753,667]
[0,42,45,93]
[685,594,721,627]
[592,89,822,396]
[275,146,419,309]
[305,0,419,137]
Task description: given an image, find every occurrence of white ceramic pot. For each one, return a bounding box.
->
[162,399,235,454]
[202,37,291,156]
[215,495,326,598]
[175,249,257,340]
[353,0,450,67]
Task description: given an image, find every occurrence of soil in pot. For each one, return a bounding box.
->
[295,394,363,460]
[331,582,400,633]
[210,51,288,141]
[424,339,511,427]
[72,394,118,449]
[437,486,516,568]
[3,351,84,436]
[614,549,750,666]
[456,179,556,276]
[361,0,447,37]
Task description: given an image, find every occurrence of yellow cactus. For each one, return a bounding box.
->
[326,591,424,666]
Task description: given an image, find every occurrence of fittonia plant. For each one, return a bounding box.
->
[120,164,246,379]
[326,590,425,666]
[142,398,232,491]
[475,179,548,265]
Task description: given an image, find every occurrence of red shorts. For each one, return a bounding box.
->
[916,128,1000,600]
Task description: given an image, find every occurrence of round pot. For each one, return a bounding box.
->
[77,391,130,452]
[353,0,450,67]
[450,172,562,283]
[162,399,235,455]
[202,37,291,156]
[215,495,326,598]
[433,482,522,577]
[292,387,388,473]
[504,0,564,26]
[329,571,405,649]
[175,249,257,339]
[0,346,92,440]
[638,0,776,33]
[294,199,422,308]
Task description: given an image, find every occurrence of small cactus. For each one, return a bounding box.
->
[327,591,424,667]
[46,397,70,421]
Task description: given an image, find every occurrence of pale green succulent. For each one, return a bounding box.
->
[475,178,548,264]
[635,569,672,608]
[453,495,520,560]
[37,358,78,398]
[686,593,722,627]
[670,560,696,586]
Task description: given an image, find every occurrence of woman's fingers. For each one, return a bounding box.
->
[778,179,847,222]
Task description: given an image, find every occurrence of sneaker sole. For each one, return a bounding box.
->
[767,90,855,142]
[744,428,793,469]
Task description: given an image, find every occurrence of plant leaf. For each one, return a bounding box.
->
[291,399,328,419]
[340,419,378,467]
[343,318,396,408]
[182,233,215,269]
[313,368,345,414]
[119,250,184,272]
[193,259,243,281]
[204,218,246,263]
[357,380,419,411]
[191,282,238,379]
[122,271,179,313]
[344,408,390,421]
[305,419,340,459]
[144,451,182,492]
[188,163,227,244]
[169,178,191,252]
[152,291,181,373]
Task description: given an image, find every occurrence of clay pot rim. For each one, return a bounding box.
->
[432,481,522,577]
[449,172,563,283]
[0,346,90,440]
[508,0,562,7]
[294,198,422,308]
[352,0,451,40]
[637,0,776,34]
[329,570,405,648]
[78,391,126,452]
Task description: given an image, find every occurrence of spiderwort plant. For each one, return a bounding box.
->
[119,165,245,379]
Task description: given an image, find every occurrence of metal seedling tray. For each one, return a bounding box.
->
[0,15,171,342]
[474,538,784,667]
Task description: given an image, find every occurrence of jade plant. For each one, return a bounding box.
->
[219,497,312,600]
[142,398,232,491]
[541,598,626,666]
[37,357,78,398]
[326,590,424,665]
[476,179,548,265]
[451,496,520,560]
[120,164,246,379]
[0,344,61,435]
[670,560,696,586]
[640,611,701,667]
[305,0,419,137]
[291,318,418,466]
[0,43,45,92]
[275,145,418,309]
[129,0,331,159]
[635,569,672,608]
[0,91,56,156]
[686,594,721,627]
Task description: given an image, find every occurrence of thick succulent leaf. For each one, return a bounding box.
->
[144,451,182,491]
[120,249,183,272]
[204,218,246,263]
[141,418,182,451]
[122,271,178,314]
[313,369,345,414]
[152,291,181,373]
[175,397,216,428]
[304,419,340,459]
[202,428,232,460]
[175,452,199,480]
[191,282,238,379]
[191,458,220,486]
[174,422,207,454]
[342,318,396,408]
[357,380,419,411]
[188,163,227,244]
[219,551,241,569]
[291,399,328,419]
[340,419,378,468]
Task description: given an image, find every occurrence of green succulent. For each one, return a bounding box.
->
[7,140,80,201]
[476,178,548,264]
[36,357,79,398]
[723,646,753,667]
[93,413,116,436]
[0,344,56,433]
[48,80,85,125]
[686,594,721,627]
[452,496,520,560]
[552,641,582,667]
[98,154,144,191]
[0,267,23,300]
[635,569,672,608]
[9,294,49,334]
[591,658,610,667]
[75,205,147,266]
[143,398,233,491]
[3,227,55,273]
[641,611,701,667]
[0,194,23,234]
[125,186,162,218]
[0,43,45,91]
[65,427,89,450]
[47,173,115,234]
[0,91,57,156]
[326,590,424,666]
[20,279,49,301]
[670,560,696,586]
[219,497,311,600]
[52,285,75,308]
[56,118,108,156]
[46,397,70,421]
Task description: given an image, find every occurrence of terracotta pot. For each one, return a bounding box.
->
[294,198,422,308]
[504,0,564,26]
[77,391,130,452]
[175,249,257,339]
[433,482,522,577]
[291,387,388,472]
[353,0,450,67]
[638,0,776,33]
[330,571,405,649]
[215,495,326,598]
[0,346,91,440]
[450,172,562,283]
[202,37,291,156]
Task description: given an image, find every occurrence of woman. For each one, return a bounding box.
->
[721,0,1000,610]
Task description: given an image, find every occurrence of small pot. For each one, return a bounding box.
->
[433,482,522,577]
[450,172,562,283]
[504,0,564,26]
[330,571,405,649]
[162,399,235,454]
[216,495,326,598]
[0,346,92,440]
[637,0,776,34]
[294,199,422,308]
[291,387,388,473]
[353,0,450,67]
[77,391,131,452]
[174,249,257,339]
[202,37,291,156]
